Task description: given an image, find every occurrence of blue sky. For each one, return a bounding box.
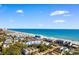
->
[0,4,79,29]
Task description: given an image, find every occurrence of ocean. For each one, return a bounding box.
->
[10,29,79,41]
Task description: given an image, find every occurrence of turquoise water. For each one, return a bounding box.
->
[10,29,79,41]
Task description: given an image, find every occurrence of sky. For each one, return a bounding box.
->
[0,4,79,29]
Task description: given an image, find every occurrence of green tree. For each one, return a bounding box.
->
[14,42,28,49]
[2,45,21,55]
[0,35,7,42]
[37,44,48,52]
[2,48,10,55]
[8,45,21,55]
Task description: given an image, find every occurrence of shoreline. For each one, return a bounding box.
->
[3,29,79,45]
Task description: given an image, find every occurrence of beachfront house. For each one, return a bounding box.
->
[26,41,41,45]
[41,41,50,45]
[32,35,47,39]
[22,48,29,55]
[22,48,39,55]
[71,44,79,48]
[54,40,64,45]
[32,35,41,39]
[60,47,69,52]
[35,35,41,38]
[63,41,71,47]
[59,47,70,55]
[26,40,50,46]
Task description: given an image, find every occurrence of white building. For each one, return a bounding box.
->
[26,41,41,45]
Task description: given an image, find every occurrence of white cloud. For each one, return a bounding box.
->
[50,10,69,16]
[16,9,24,16]
[53,19,65,23]
[16,9,24,14]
